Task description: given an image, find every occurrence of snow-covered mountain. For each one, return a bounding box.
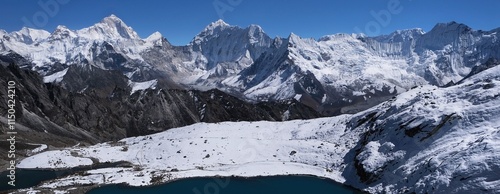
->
[340,58,500,193]
[8,27,50,44]
[1,15,499,114]
[17,59,500,194]
[1,15,158,82]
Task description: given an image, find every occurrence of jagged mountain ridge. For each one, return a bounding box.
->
[1,16,499,114]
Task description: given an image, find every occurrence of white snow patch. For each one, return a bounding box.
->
[356,141,405,173]
[128,79,158,94]
[28,144,48,156]
[282,110,290,121]
[294,94,302,101]
[18,150,93,169]
[43,68,68,83]
[353,91,366,96]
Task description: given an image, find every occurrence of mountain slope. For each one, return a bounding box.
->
[0,57,322,171]
[15,59,500,194]
[342,59,500,193]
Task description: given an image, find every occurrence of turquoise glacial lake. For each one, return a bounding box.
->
[88,175,365,194]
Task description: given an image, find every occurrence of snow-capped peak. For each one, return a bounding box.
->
[318,33,357,42]
[248,24,264,33]
[245,24,269,45]
[103,14,121,22]
[416,21,475,51]
[146,31,163,41]
[247,24,265,36]
[53,25,72,33]
[393,28,425,35]
[191,19,236,45]
[287,32,318,47]
[9,27,50,44]
[200,19,232,34]
[374,28,425,43]
[99,14,130,29]
[430,21,472,34]
[192,20,270,47]
[78,14,141,40]
[288,32,301,42]
[211,19,230,28]
[48,25,77,40]
[144,31,166,47]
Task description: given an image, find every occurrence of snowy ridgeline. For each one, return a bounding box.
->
[17,64,500,193]
[2,16,499,105]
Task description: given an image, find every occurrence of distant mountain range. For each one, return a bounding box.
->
[2,15,499,115]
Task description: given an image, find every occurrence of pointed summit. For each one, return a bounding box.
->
[374,28,425,43]
[49,25,76,41]
[201,19,232,33]
[100,14,125,25]
[288,32,301,42]
[429,21,472,33]
[146,31,163,41]
[245,24,270,45]
[288,32,318,47]
[192,19,236,45]
[10,27,50,44]
[211,19,230,28]
[107,14,119,20]
[53,25,73,34]
[417,21,474,51]
[247,24,265,36]
[248,24,263,31]
[79,14,140,40]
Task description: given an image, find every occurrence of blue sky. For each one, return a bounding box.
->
[1,0,499,45]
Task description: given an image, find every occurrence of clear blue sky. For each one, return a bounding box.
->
[1,0,499,45]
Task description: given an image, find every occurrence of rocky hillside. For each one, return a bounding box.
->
[0,56,321,169]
